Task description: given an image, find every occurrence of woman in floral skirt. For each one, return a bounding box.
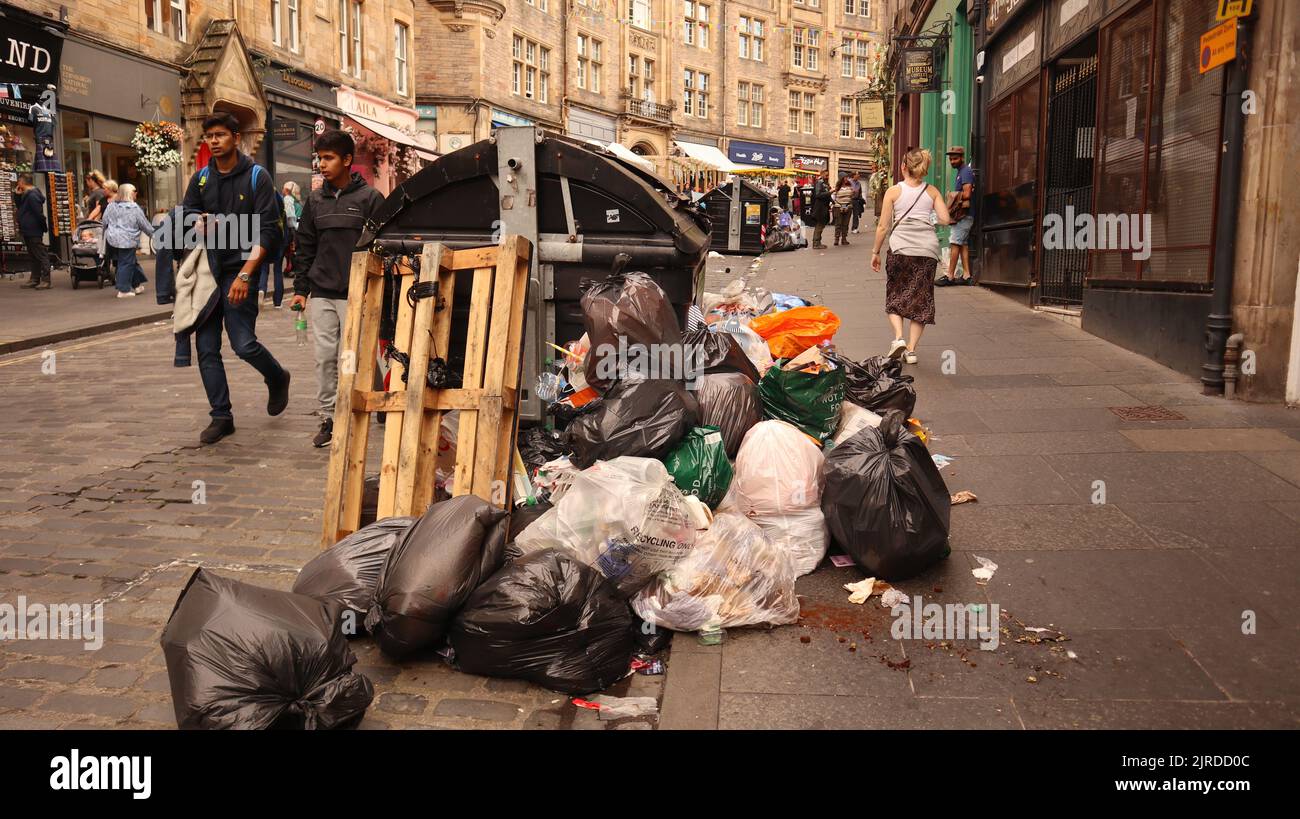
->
[870,148,951,365]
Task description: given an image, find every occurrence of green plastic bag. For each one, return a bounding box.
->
[757,360,846,444]
[663,427,735,509]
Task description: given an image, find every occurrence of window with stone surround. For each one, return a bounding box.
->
[578,33,603,94]
[739,16,764,62]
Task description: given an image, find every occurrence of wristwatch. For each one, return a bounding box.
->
[237,272,252,283]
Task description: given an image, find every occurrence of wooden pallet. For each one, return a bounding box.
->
[320,236,532,547]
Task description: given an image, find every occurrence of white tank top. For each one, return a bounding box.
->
[888,180,939,260]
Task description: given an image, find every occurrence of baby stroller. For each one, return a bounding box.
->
[70,220,113,289]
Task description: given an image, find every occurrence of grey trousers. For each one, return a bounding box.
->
[308,296,349,417]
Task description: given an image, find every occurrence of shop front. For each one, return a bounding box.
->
[0,5,68,267]
[256,60,344,197]
[57,37,185,220]
[670,135,729,196]
[337,85,436,195]
[978,3,1043,298]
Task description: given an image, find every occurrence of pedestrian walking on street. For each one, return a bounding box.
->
[872,148,951,365]
[850,171,866,234]
[101,182,155,298]
[84,170,108,221]
[936,146,976,286]
[811,170,832,249]
[777,179,790,213]
[289,129,385,449]
[182,111,291,446]
[281,181,301,277]
[15,174,52,289]
[832,176,854,246]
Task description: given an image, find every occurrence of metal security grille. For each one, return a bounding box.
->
[1092,0,1223,286]
[1040,56,1098,305]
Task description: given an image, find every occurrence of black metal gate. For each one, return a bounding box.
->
[1039,56,1098,306]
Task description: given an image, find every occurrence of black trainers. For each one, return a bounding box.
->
[200,418,236,445]
[935,276,953,287]
[312,418,333,448]
[267,370,291,416]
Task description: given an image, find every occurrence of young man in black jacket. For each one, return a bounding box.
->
[289,129,385,448]
[182,112,291,445]
[15,174,52,289]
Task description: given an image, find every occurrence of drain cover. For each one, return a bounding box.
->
[1108,405,1187,421]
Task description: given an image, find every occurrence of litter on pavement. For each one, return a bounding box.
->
[162,249,962,729]
[972,556,999,584]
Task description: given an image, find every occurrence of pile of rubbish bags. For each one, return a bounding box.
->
[161,265,954,729]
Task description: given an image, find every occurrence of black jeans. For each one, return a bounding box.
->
[23,235,51,282]
[195,270,288,420]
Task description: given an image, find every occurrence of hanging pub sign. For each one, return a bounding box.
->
[856,98,886,130]
[898,46,941,93]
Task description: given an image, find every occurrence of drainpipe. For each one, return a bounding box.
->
[1223,333,1245,399]
[1201,14,1254,395]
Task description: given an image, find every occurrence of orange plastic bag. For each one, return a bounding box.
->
[748,306,841,360]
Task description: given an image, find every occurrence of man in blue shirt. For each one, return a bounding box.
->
[937,146,976,286]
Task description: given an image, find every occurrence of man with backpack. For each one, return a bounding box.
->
[289,129,385,449]
[181,111,291,445]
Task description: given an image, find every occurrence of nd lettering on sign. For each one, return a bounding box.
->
[1199,19,1237,75]
[899,47,940,94]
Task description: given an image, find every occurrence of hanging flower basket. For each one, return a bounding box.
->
[131,120,184,172]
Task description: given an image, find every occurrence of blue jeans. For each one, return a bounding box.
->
[258,254,284,307]
[112,246,146,293]
[195,270,288,420]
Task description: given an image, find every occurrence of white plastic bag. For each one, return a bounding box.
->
[828,402,884,450]
[718,321,774,376]
[633,513,799,632]
[720,420,829,576]
[513,457,698,597]
[730,421,825,515]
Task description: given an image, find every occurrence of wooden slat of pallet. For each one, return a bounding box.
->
[394,243,446,516]
[376,260,417,520]
[447,246,500,272]
[321,250,383,547]
[350,387,518,414]
[493,240,533,497]
[452,263,497,498]
[411,257,459,509]
[471,235,526,501]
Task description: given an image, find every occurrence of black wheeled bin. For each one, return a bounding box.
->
[358,126,711,422]
[698,179,774,255]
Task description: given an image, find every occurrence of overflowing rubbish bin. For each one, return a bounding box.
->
[359,127,711,422]
[698,179,776,255]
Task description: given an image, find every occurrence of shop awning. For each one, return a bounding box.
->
[581,138,654,171]
[265,89,343,122]
[673,140,746,172]
[346,113,439,161]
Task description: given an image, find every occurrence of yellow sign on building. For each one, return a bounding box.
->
[1199,19,1237,74]
[1216,0,1253,21]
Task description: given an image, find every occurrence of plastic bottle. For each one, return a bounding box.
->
[292,302,307,345]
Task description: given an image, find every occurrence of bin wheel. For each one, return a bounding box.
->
[97,275,106,289]
[71,274,80,290]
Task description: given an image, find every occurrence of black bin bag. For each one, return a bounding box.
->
[565,378,700,469]
[696,371,761,458]
[450,549,636,695]
[841,355,918,417]
[293,516,415,636]
[682,326,761,383]
[581,268,683,393]
[161,568,375,730]
[366,496,510,659]
[821,414,951,580]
